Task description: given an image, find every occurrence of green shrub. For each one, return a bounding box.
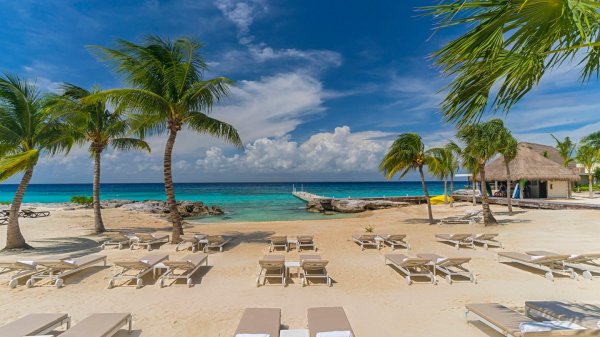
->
[70,195,93,206]
[0,201,10,205]
[574,185,600,192]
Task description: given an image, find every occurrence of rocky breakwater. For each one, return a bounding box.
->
[101,200,224,218]
[306,198,409,214]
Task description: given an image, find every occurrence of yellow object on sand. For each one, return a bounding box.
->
[430,195,452,204]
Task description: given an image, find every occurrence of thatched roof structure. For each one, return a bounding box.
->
[485,143,580,182]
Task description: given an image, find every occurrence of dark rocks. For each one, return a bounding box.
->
[102,200,225,218]
[306,198,409,214]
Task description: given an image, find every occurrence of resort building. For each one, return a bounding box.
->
[484,142,580,199]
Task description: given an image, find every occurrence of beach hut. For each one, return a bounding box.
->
[484,142,580,199]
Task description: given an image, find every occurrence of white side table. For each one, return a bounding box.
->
[153,262,169,278]
[287,239,298,251]
[280,329,309,337]
[285,261,300,279]
[374,236,385,249]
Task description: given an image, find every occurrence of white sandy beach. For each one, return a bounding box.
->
[0,203,599,337]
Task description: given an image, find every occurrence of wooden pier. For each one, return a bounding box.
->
[291,187,428,204]
[291,191,326,202]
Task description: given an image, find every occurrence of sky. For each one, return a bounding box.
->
[1,0,599,184]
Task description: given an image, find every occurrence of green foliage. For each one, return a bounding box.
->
[0,201,10,205]
[379,133,432,179]
[582,131,600,149]
[427,142,461,181]
[576,145,599,173]
[574,184,600,192]
[364,225,374,233]
[551,135,576,167]
[70,195,93,206]
[458,118,509,166]
[594,167,600,183]
[421,0,600,126]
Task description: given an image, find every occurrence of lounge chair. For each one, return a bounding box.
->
[300,255,331,287]
[525,301,600,330]
[269,235,289,252]
[308,307,355,337]
[297,235,317,251]
[257,255,286,287]
[378,234,410,250]
[435,233,474,249]
[525,251,600,280]
[0,260,38,288]
[175,233,206,252]
[159,253,208,287]
[465,303,586,337]
[439,210,481,224]
[234,308,281,337]
[352,234,378,250]
[27,254,107,288]
[0,313,71,337]
[101,232,134,250]
[384,254,435,285]
[109,254,169,288]
[21,209,50,218]
[130,232,169,251]
[498,252,575,281]
[204,235,231,252]
[417,253,475,284]
[59,313,132,337]
[471,233,503,249]
[0,217,7,225]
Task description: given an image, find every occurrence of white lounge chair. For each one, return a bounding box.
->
[159,253,208,287]
[130,232,169,251]
[234,308,281,337]
[384,254,435,285]
[297,235,317,251]
[498,252,575,281]
[256,255,286,287]
[175,233,206,252]
[0,313,71,337]
[526,252,600,280]
[525,301,600,330]
[27,254,107,288]
[300,255,331,287]
[471,233,503,249]
[109,254,168,288]
[308,307,355,337]
[439,210,482,224]
[352,234,378,250]
[0,260,38,288]
[417,253,475,284]
[378,234,410,250]
[59,313,132,337]
[204,235,231,252]
[269,235,289,252]
[101,232,134,250]
[435,233,474,249]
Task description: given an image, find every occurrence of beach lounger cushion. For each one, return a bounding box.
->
[308,307,354,337]
[59,313,131,337]
[234,308,281,337]
[526,301,600,330]
[0,313,69,337]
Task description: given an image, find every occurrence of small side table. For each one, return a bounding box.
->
[374,236,385,250]
[153,262,169,278]
[287,239,298,251]
[285,261,301,279]
[280,329,309,337]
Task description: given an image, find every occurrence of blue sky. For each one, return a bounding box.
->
[1,0,599,184]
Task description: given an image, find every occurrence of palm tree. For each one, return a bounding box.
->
[498,134,518,215]
[551,134,576,198]
[91,36,242,243]
[445,141,461,208]
[421,1,600,126]
[462,153,480,206]
[576,145,599,198]
[457,119,507,225]
[0,74,73,249]
[46,84,150,234]
[582,132,600,149]
[380,133,434,224]
[427,142,460,206]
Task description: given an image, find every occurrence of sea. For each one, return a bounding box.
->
[0,181,462,222]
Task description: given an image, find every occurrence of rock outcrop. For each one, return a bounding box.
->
[306,198,409,214]
[101,200,224,218]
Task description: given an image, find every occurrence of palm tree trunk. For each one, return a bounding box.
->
[450,174,455,207]
[164,128,183,243]
[418,166,434,225]
[520,180,524,200]
[505,161,513,215]
[472,176,477,206]
[443,177,448,204]
[589,173,594,198]
[93,149,106,234]
[479,163,497,225]
[4,169,34,250]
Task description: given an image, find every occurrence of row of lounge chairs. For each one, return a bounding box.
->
[435,233,504,249]
[257,255,331,287]
[0,312,132,337]
[234,307,354,337]
[385,253,475,285]
[439,209,482,224]
[102,232,231,252]
[1,209,50,218]
[352,234,410,250]
[466,301,600,336]
[269,234,317,252]
[498,251,600,281]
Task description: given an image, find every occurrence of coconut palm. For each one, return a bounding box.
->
[551,134,576,198]
[427,142,460,206]
[582,131,600,150]
[461,153,480,206]
[457,119,507,225]
[498,133,518,215]
[90,36,242,243]
[421,1,600,126]
[46,84,150,234]
[576,145,599,198]
[0,74,74,249]
[380,133,434,224]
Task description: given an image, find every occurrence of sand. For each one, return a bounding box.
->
[0,202,599,337]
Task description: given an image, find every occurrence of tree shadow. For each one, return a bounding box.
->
[0,236,103,257]
[500,262,572,280]
[493,210,527,216]
[403,218,439,225]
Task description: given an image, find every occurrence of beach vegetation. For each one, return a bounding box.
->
[46,84,150,234]
[0,74,74,250]
[421,0,600,126]
[364,225,374,233]
[576,145,600,198]
[70,195,93,206]
[427,142,461,207]
[582,131,600,150]
[551,134,576,198]
[89,36,243,243]
[497,129,518,215]
[380,133,435,224]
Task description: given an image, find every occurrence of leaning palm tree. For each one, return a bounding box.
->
[576,145,599,198]
[427,144,458,205]
[457,119,507,225]
[90,36,242,243]
[551,134,576,198]
[421,1,600,126]
[380,133,434,224]
[46,84,151,234]
[445,141,461,207]
[498,134,518,215]
[462,153,479,206]
[0,74,73,249]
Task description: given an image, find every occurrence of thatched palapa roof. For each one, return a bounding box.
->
[485,142,580,182]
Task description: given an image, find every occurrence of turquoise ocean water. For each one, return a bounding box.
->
[0,182,456,222]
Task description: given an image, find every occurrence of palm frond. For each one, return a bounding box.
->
[185,112,243,149]
[0,150,39,181]
[110,137,151,152]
